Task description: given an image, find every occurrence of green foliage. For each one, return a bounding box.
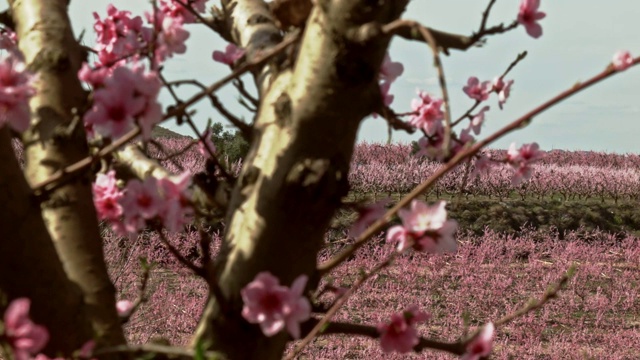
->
[207,122,250,164]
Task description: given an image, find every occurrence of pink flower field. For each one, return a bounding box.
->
[95,137,640,359]
[104,226,640,359]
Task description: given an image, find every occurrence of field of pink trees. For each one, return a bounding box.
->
[14,138,640,202]
[128,138,640,202]
[89,138,640,359]
[104,226,640,359]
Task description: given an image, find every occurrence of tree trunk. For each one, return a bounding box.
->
[9,0,125,348]
[0,128,94,356]
[192,1,408,358]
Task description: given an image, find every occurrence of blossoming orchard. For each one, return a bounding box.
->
[0,0,638,359]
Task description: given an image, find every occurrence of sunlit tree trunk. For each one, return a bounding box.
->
[9,0,125,348]
[192,1,408,358]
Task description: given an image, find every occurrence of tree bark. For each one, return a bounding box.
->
[0,128,94,356]
[192,1,408,358]
[9,0,125,348]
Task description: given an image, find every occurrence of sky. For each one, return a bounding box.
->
[57,1,640,153]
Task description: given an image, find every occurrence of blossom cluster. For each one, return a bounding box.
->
[81,63,162,140]
[2,298,49,360]
[407,0,546,165]
[92,170,194,236]
[240,272,311,339]
[0,54,35,133]
[82,1,209,141]
[92,1,206,67]
[506,142,544,185]
[377,306,429,353]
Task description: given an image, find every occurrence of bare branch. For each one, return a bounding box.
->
[389,0,518,54]
[157,229,206,277]
[168,78,253,140]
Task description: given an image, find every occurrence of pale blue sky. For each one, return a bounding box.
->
[53,1,640,152]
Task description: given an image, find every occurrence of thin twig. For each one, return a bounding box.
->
[233,78,259,107]
[451,101,480,128]
[297,265,574,358]
[120,262,152,323]
[501,50,528,79]
[167,79,253,140]
[157,229,206,277]
[287,252,399,359]
[157,72,234,181]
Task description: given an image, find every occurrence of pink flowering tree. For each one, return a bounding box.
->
[0,0,635,359]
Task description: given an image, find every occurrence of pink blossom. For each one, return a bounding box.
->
[78,340,96,359]
[414,126,473,163]
[83,64,161,140]
[380,82,394,107]
[415,133,447,162]
[386,225,412,251]
[492,77,514,109]
[400,200,457,253]
[84,84,145,139]
[380,53,404,83]
[213,43,245,66]
[241,272,311,339]
[157,172,193,233]
[159,0,208,24]
[507,142,544,185]
[92,170,124,221]
[349,198,390,238]
[409,91,444,136]
[120,177,163,225]
[78,62,112,88]
[463,77,491,102]
[0,55,36,132]
[198,128,217,159]
[451,127,475,155]
[0,29,18,53]
[517,0,546,39]
[146,12,190,63]
[462,323,495,360]
[471,154,494,179]
[3,298,50,360]
[93,5,151,66]
[387,200,457,253]
[469,106,490,135]
[377,306,429,353]
[116,300,134,317]
[612,50,634,71]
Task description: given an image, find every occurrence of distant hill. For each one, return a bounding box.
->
[151,126,192,139]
